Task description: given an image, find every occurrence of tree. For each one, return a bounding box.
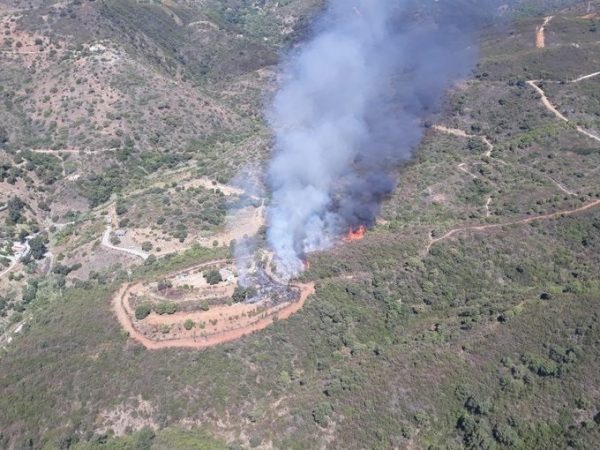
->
[203,269,222,285]
[29,235,48,260]
[184,319,194,330]
[6,197,25,226]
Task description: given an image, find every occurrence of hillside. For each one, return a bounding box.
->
[0,1,599,449]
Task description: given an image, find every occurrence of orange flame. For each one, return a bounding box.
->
[343,225,366,242]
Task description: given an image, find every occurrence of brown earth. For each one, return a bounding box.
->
[536,16,554,49]
[111,261,314,350]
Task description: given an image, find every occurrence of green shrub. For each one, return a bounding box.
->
[312,402,333,427]
[232,285,257,303]
[184,319,194,330]
[521,353,559,377]
[21,283,38,304]
[203,269,222,285]
[154,302,178,315]
[135,304,151,320]
[115,203,128,215]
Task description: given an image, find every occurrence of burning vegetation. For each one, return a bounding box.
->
[343,225,367,242]
[265,0,478,278]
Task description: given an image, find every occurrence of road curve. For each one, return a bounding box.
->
[527,79,600,143]
[425,198,600,255]
[111,269,315,351]
[101,221,149,260]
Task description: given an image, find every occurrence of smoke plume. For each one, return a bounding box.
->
[266,0,495,277]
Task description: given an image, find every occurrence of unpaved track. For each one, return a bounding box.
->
[527,80,570,121]
[457,163,478,179]
[101,205,149,260]
[572,71,600,83]
[112,273,315,350]
[484,197,493,217]
[543,175,576,196]
[527,79,600,143]
[187,178,244,196]
[536,16,554,49]
[424,199,600,255]
[0,241,30,280]
[432,125,498,182]
[433,125,510,216]
[433,125,501,162]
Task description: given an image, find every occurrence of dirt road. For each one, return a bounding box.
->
[572,71,600,83]
[432,125,499,162]
[111,276,315,350]
[0,241,30,280]
[424,198,600,255]
[100,206,149,260]
[527,79,600,143]
[543,175,576,196]
[484,197,493,218]
[536,16,554,49]
[435,127,484,179]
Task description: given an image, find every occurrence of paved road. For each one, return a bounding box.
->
[101,217,149,260]
[0,240,31,279]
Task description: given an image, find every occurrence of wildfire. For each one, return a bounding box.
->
[343,225,366,242]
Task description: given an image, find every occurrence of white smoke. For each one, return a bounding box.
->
[266,0,487,278]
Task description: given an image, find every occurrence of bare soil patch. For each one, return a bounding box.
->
[111,260,315,350]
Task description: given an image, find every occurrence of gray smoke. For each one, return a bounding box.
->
[227,165,265,287]
[266,0,495,277]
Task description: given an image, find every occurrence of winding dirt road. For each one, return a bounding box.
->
[424,198,600,255]
[111,274,315,350]
[527,79,600,143]
[100,205,149,260]
[0,242,30,280]
[432,125,493,156]
[432,124,507,217]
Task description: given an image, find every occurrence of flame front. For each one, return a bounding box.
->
[343,225,366,242]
